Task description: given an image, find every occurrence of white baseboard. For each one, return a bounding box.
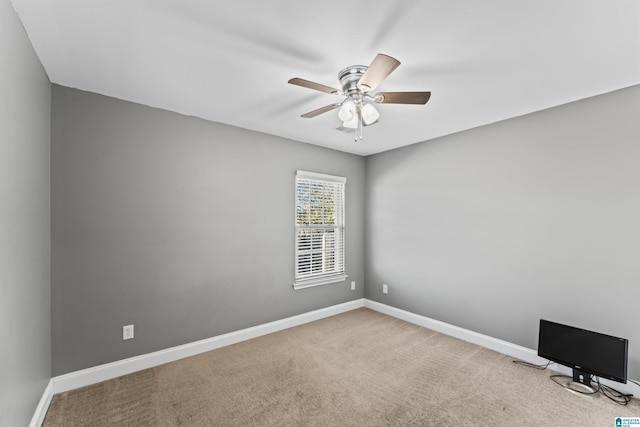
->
[364,299,640,398]
[38,296,638,423]
[51,298,365,394]
[29,379,53,427]
[364,299,544,363]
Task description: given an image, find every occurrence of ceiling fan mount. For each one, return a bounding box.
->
[288,54,431,142]
[338,65,368,100]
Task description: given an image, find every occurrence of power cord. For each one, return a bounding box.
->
[593,376,633,405]
[511,360,552,370]
[513,359,634,405]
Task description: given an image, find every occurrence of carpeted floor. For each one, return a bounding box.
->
[43,308,640,426]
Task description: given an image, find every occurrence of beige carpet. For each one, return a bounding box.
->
[43,308,639,426]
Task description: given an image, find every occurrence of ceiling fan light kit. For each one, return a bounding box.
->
[288,53,431,142]
[338,100,379,128]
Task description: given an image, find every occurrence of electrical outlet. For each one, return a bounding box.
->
[383,283,388,294]
[123,324,134,340]
[351,281,356,290]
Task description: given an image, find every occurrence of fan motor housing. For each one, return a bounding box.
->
[339,65,368,100]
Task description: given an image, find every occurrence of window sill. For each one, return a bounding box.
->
[293,274,348,290]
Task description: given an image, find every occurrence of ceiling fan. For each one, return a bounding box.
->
[288,53,431,142]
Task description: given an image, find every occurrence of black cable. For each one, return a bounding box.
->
[512,360,552,370]
[593,377,632,405]
[548,374,632,404]
[513,359,635,405]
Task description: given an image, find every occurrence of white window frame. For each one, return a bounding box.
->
[294,170,347,290]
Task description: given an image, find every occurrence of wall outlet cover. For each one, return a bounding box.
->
[123,324,134,340]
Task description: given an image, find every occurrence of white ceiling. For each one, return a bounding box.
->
[12,0,640,156]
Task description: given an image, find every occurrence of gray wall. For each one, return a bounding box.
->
[365,85,640,379]
[0,0,51,424]
[51,85,365,375]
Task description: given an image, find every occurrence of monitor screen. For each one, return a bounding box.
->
[538,319,628,384]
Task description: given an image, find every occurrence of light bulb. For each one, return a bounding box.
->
[361,103,379,125]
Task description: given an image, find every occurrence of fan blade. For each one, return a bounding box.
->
[301,103,340,118]
[357,54,401,92]
[374,91,431,105]
[288,78,340,95]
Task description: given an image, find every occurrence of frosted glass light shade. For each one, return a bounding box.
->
[338,100,358,128]
[342,115,358,128]
[361,103,379,125]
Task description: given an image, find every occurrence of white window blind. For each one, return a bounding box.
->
[294,171,347,290]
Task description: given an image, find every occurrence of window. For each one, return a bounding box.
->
[294,171,347,290]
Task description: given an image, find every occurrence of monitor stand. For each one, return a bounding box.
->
[564,369,598,396]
